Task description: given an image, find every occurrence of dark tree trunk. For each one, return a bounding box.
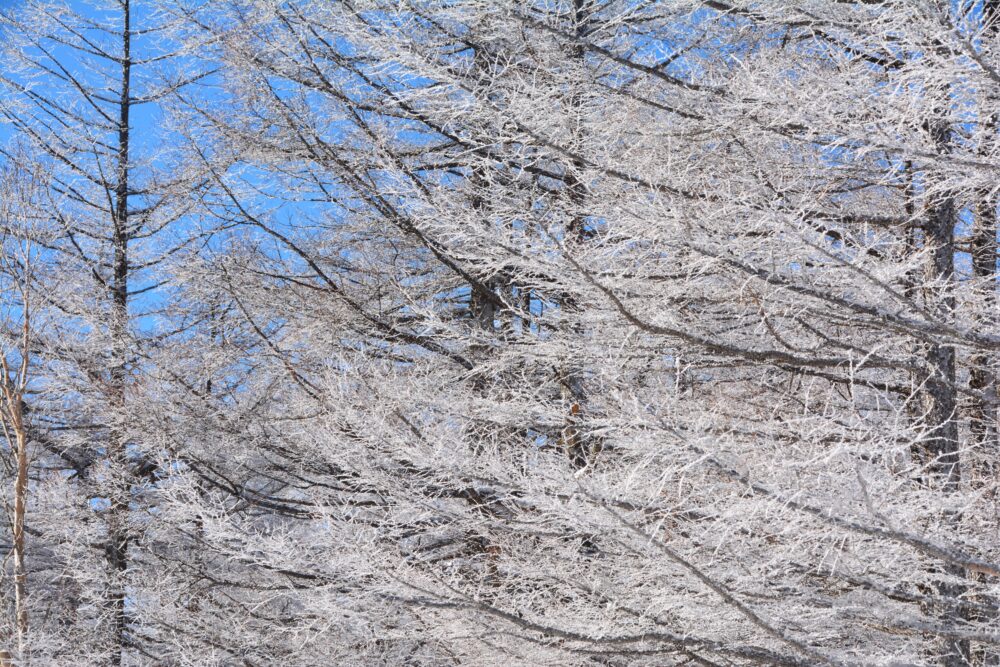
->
[107,2,132,664]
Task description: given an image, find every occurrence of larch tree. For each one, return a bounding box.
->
[172,0,1000,664]
[0,1,211,663]
[1,0,1000,665]
[0,154,46,665]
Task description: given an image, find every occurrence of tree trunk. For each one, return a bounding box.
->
[971,0,1000,487]
[1,317,32,661]
[107,2,132,663]
[12,408,28,654]
[923,110,967,665]
[1,390,30,661]
[560,0,599,472]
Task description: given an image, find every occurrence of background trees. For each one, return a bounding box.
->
[1,0,1000,665]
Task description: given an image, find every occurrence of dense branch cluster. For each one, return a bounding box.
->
[0,1,999,665]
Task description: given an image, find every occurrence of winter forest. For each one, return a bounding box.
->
[3,0,1000,665]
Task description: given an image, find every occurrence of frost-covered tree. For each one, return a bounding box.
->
[169,1,1000,665]
[3,0,1000,665]
[0,1,212,662]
